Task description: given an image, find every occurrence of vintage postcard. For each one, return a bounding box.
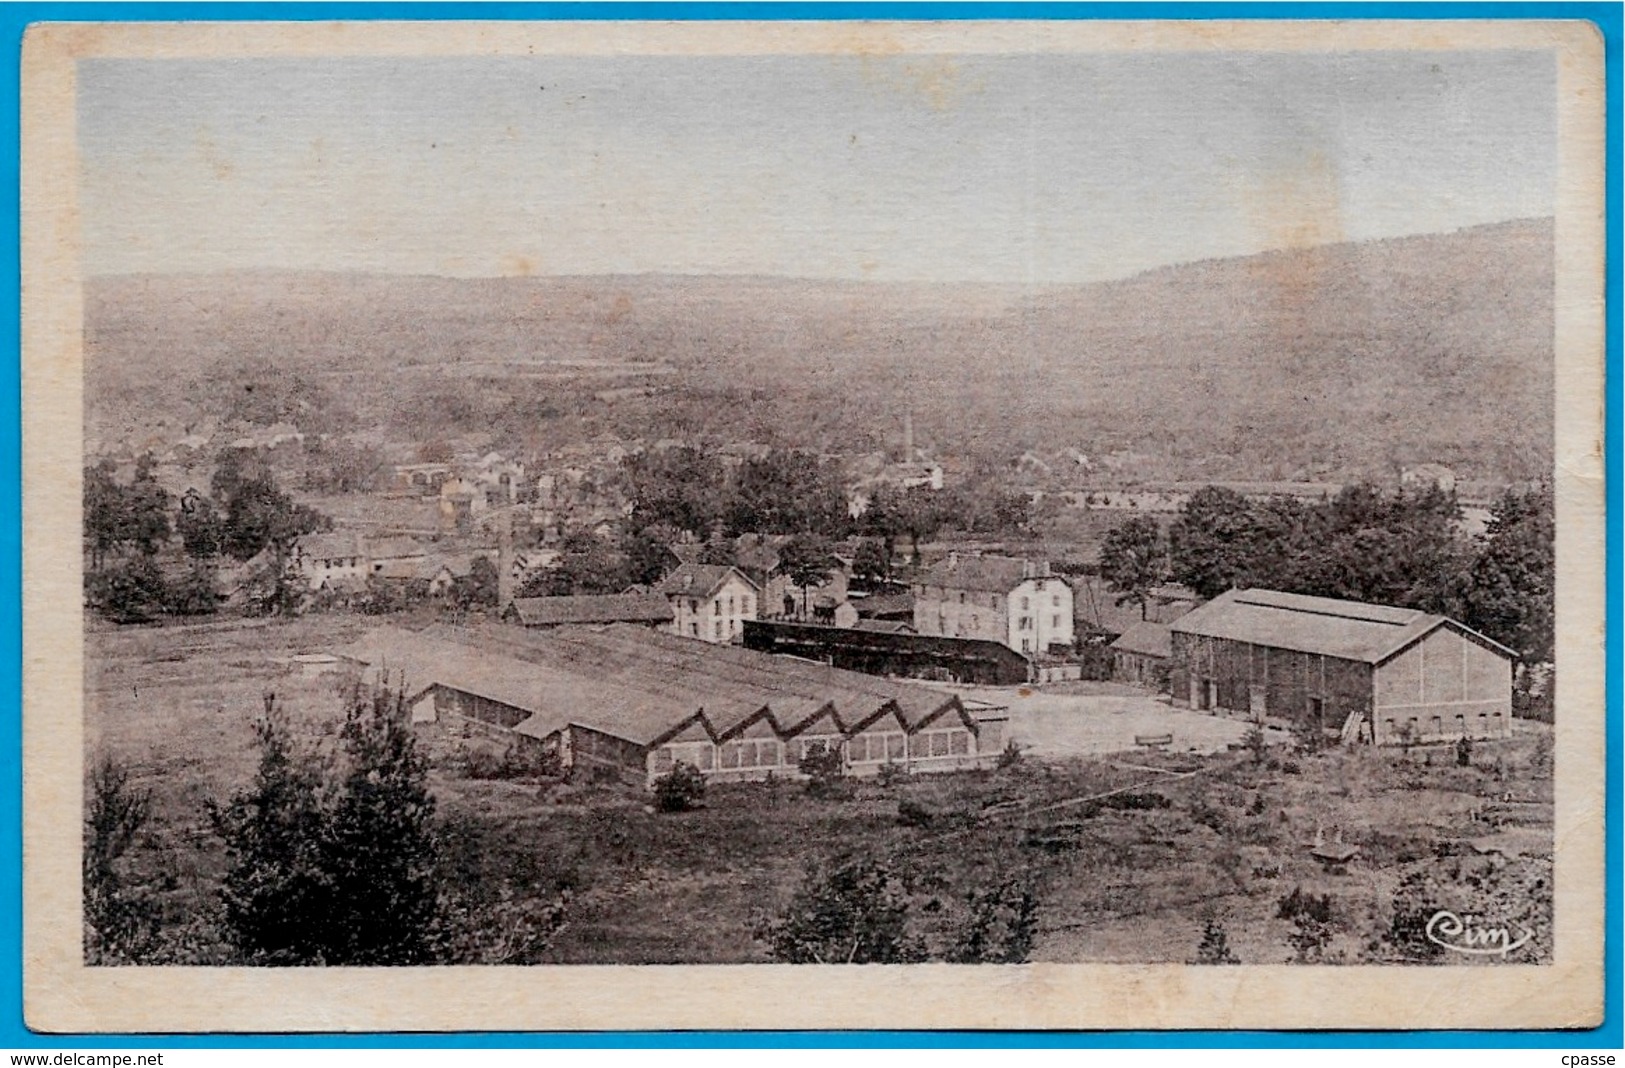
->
[20,18,1606,1032]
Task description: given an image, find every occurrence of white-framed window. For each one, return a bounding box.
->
[1052,595,1061,607]
[714,600,722,616]
[1021,638,1032,652]
[1021,597,1029,610]
[714,621,723,640]
[1052,615,1061,629]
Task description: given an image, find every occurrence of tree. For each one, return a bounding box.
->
[1167,487,1261,599]
[453,555,501,610]
[83,460,123,571]
[1097,516,1166,619]
[318,685,443,965]
[765,854,918,964]
[1464,486,1555,663]
[212,448,330,562]
[850,538,890,586]
[83,754,157,963]
[779,533,837,618]
[212,695,333,964]
[164,560,219,616]
[176,489,225,559]
[85,553,169,624]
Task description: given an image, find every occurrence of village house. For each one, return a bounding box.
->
[1167,588,1515,746]
[912,554,1075,656]
[292,531,369,591]
[337,623,1002,786]
[656,563,761,644]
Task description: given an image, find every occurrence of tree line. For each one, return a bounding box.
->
[83,448,332,623]
[1097,480,1555,666]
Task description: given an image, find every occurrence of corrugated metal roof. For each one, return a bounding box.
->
[1167,588,1513,664]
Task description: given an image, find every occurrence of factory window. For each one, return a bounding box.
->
[1021,638,1031,652]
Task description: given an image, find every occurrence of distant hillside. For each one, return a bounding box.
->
[85,218,1553,481]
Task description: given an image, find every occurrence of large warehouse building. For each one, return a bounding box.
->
[337,623,1004,786]
[1168,588,1515,746]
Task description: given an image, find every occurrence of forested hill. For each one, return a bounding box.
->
[85,217,1552,482]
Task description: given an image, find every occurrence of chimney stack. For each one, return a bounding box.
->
[497,510,515,609]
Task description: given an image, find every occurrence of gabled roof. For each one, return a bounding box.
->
[367,536,426,562]
[917,554,1045,594]
[297,531,365,562]
[1111,620,1172,659]
[507,593,674,627]
[1168,588,1515,664]
[655,563,760,599]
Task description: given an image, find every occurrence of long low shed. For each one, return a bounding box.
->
[1167,588,1516,746]
[337,622,1000,786]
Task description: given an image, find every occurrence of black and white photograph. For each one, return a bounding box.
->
[21,18,1605,1032]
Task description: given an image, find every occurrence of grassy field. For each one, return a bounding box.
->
[85,615,1554,966]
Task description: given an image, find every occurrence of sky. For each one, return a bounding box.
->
[77,49,1556,284]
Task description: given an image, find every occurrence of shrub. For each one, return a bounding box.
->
[1194,913,1240,965]
[799,741,848,799]
[1455,736,1474,768]
[947,876,1040,964]
[83,754,159,964]
[877,761,907,788]
[995,739,1024,770]
[1243,722,1268,765]
[1280,760,1301,775]
[763,854,918,964]
[653,762,706,813]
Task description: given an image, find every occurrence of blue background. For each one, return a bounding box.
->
[1,1,1616,1050]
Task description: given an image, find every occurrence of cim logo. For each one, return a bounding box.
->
[1425,910,1535,957]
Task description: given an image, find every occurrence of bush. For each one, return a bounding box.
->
[877,761,907,788]
[799,741,848,799]
[1278,886,1336,963]
[995,739,1024,770]
[763,854,918,964]
[1243,722,1268,765]
[1455,736,1474,768]
[653,762,706,813]
[1194,913,1240,965]
[83,754,159,963]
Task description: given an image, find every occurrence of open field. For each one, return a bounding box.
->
[85,617,1554,965]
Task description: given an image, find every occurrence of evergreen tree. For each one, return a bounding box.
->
[1465,486,1555,662]
[319,685,443,965]
[212,695,333,964]
[83,754,157,963]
